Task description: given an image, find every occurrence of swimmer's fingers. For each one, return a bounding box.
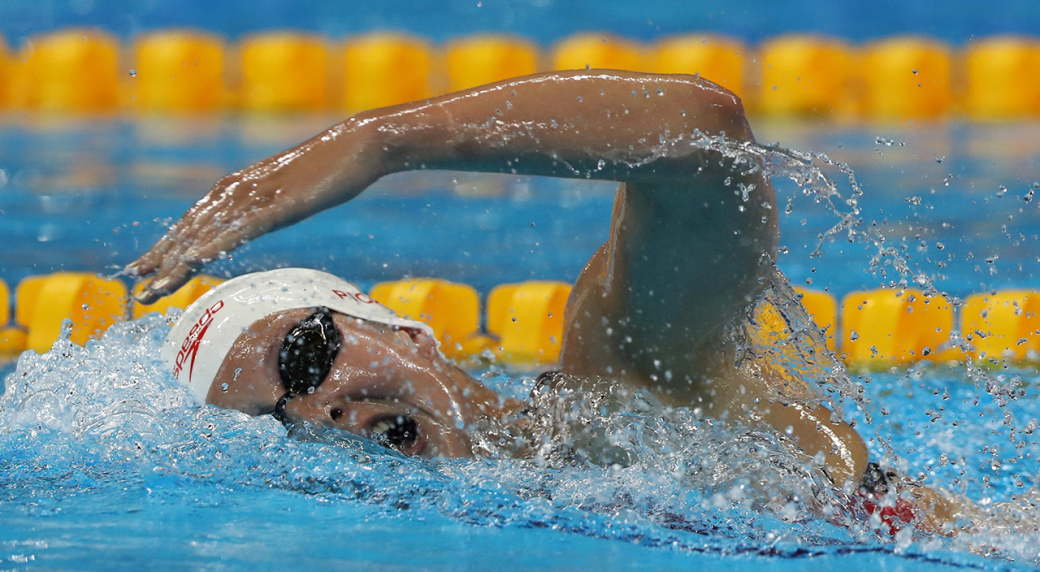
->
[140,260,200,303]
[140,227,218,300]
[129,169,296,303]
[138,207,275,302]
[129,215,212,302]
[132,240,200,304]
[126,230,178,280]
[126,203,209,299]
[128,177,244,298]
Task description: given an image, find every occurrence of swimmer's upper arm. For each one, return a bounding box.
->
[371,70,777,386]
[560,166,777,388]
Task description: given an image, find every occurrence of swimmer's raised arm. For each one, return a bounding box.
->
[128,70,769,307]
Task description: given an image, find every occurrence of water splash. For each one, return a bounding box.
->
[0,318,853,551]
[2,315,1036,566]
[3,132,1040,565]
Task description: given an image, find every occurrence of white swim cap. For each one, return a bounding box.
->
[160,268,434,404]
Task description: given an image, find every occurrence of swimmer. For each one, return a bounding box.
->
[127,70,958,532]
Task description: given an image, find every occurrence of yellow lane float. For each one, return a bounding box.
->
[652,35,746,99]
[861,36,952,121]
[795,287,837,351]
[21,29,120,113]
[0,328,24,356]
[964,36,1040,120]
[0,278,9,327]
[131,275,225,320]
[752,287,837,348]
[0,278,26,355]
[841,288,954,368]
[22,273,127,353]
[961,290,1040,363]
[0,36,9,109]
[370,279,482,358]
[486,281,572,364]
[341,33,431,114]
[552,33,644,72]
[13,275,47,330]
[757,34,855,117]
[240,32,328,112]
[445,35,538,92]
[132,29,226,112]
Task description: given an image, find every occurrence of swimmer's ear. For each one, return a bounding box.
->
[406,328,440,361]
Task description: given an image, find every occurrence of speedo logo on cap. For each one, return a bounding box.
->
[173,300,225,382]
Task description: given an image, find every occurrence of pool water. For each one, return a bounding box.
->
[2,117,1040,570]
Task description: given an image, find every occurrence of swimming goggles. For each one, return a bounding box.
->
[272,307,342,423]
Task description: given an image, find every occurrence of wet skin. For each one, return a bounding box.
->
[130,70,870,485]
[208,308,510,458]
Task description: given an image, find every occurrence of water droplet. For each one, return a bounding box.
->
[128,69,137,77]
[849,330,860,341]
[59,318,73,341]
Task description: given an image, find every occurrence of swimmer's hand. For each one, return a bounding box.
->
[126,119,386,303]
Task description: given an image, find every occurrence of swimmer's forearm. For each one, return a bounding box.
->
[220,119,386,216]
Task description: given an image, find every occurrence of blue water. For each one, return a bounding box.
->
[3,118,1040,570]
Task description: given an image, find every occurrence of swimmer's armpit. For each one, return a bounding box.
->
[128,70,754,301]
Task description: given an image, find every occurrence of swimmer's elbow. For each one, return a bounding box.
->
[672,75,754,142]
[711,94,755,142]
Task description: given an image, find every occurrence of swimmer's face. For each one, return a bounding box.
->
[208,309,509,458]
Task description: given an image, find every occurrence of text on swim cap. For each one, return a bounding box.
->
[173,300,225,382]
[332,289,376,304]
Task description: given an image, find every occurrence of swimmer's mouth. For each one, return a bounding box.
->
[362,414,425,455]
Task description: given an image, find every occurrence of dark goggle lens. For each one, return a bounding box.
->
[278,308,341,396]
